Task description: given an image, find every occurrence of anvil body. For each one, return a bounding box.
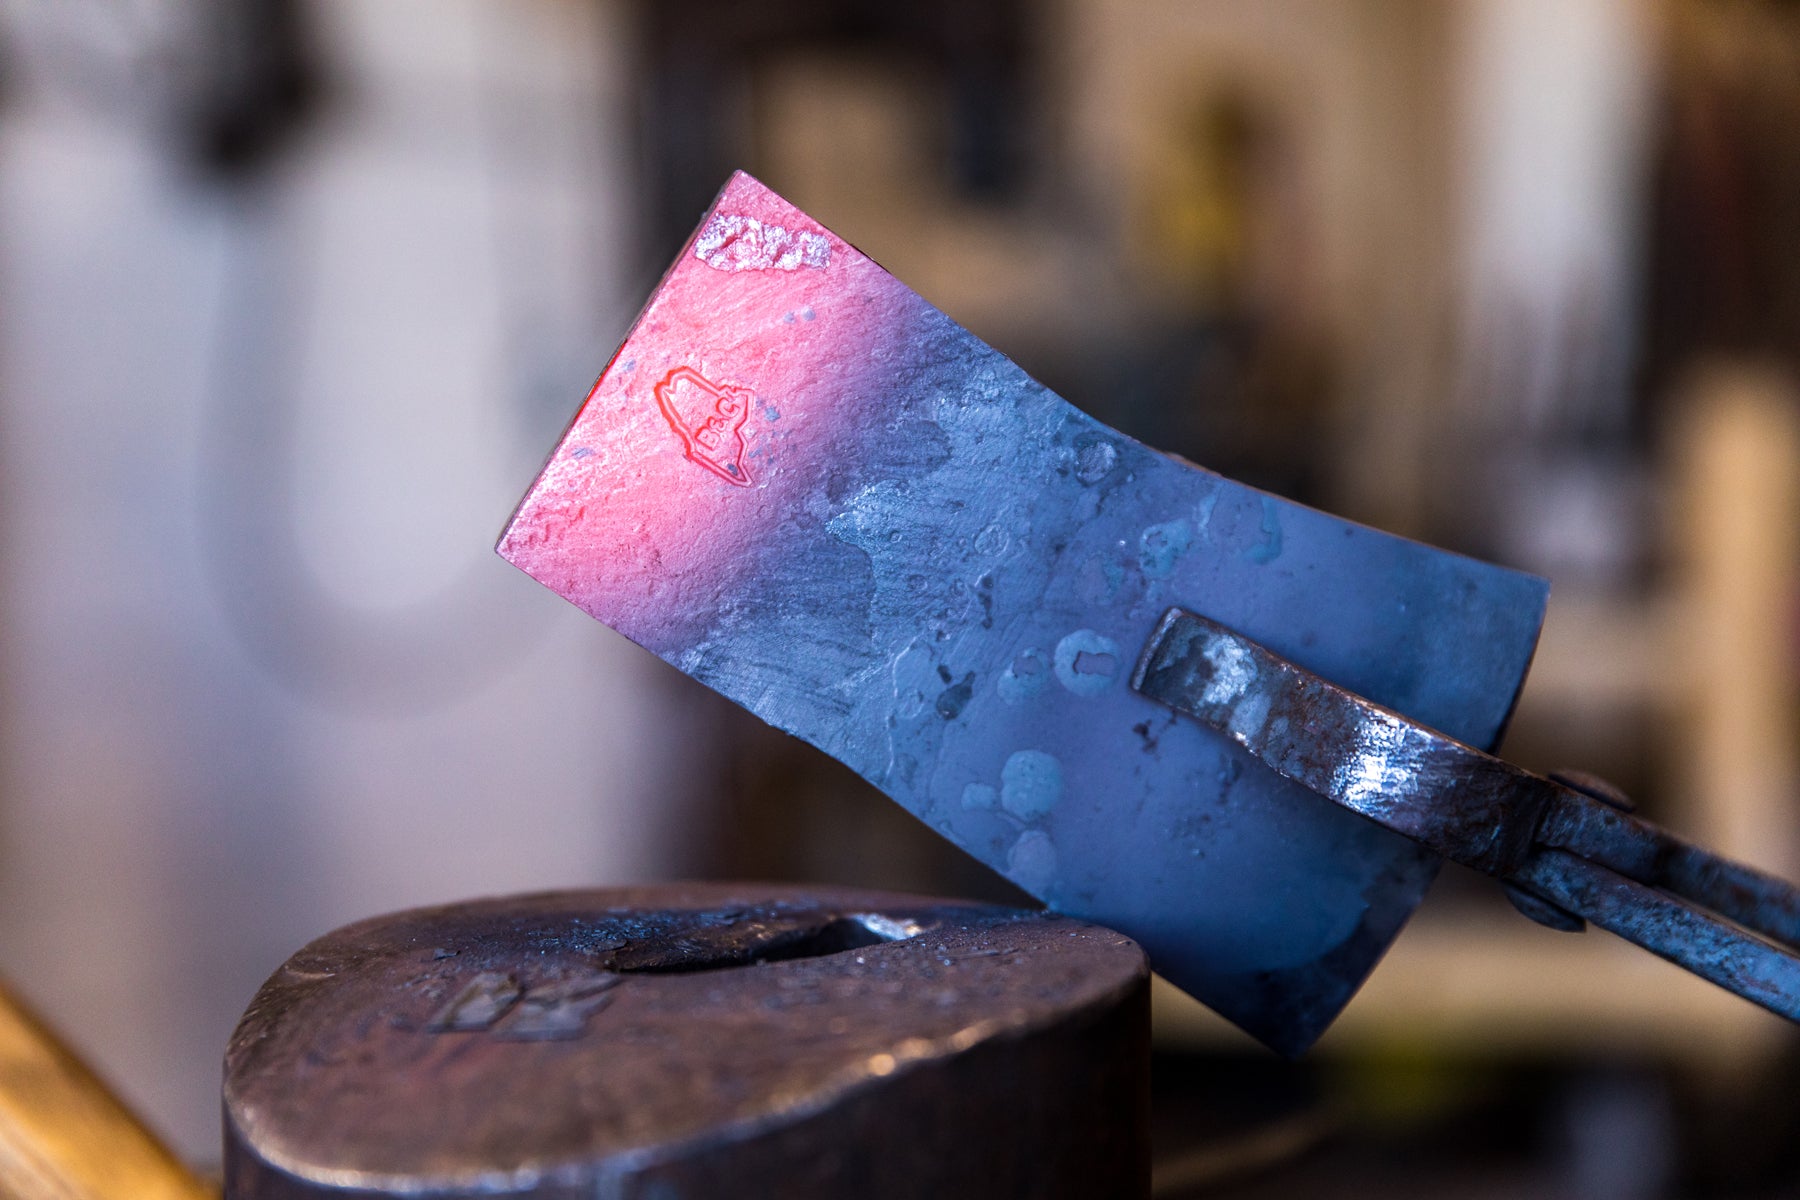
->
[499,173,1547,1052]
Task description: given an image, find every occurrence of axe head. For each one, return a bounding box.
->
[498,173,1547,1054]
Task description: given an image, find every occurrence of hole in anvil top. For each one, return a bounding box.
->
[609,915,919,975]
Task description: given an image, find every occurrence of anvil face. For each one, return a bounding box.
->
[499,173,1548,1053]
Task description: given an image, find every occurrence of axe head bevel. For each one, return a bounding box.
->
[497,172,1548,1054]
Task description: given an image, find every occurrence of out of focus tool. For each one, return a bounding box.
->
[222,884,1150,1199]
[0,981,211,1200]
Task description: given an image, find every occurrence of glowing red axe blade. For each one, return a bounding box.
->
[498,172,1547,1053]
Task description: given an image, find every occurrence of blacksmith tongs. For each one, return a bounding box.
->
[1135,607,1800,1019]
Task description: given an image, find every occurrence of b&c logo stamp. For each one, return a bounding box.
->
[654,366,755,486]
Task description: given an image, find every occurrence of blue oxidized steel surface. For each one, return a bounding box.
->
[498,172,1549,1052]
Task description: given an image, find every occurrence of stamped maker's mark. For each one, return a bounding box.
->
[654,366,755,487]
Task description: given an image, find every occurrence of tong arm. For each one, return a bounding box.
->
[1134,607,1800,1022]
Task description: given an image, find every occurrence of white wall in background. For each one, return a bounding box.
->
[0,0,714,1160]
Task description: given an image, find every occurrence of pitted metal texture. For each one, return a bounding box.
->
[223,884,1150,1199]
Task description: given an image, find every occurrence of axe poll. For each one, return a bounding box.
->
[498,172,1800,1052]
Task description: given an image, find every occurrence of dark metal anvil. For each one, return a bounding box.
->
[498,173,1800,1053]
[224,886,1148,1198]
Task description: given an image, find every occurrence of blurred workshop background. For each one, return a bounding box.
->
[2,0,1799,1194]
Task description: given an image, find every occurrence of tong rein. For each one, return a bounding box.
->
[1134,607,1800,1021]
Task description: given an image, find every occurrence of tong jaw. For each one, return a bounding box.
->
[1135,608,1800,1022]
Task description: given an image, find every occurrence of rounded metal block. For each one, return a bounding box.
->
[223,884,1149,1199]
